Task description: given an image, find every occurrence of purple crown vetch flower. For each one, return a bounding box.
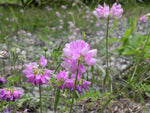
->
[95,2,123,19]
[0,88,23,102]
[3,108,27,113]
[62,40,97,71]
[95,3,110,18]
[23,56,53,85]
[140,13,150,23]
[110,3,123,19]
[39,56,47,68]
[54,70,69,89]
[0,77,5,84]
[53,70,91,93]
[140,16,147,23]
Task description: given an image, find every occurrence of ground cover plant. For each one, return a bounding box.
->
[0,0,150,113]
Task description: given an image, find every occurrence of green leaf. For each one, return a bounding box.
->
[76,90,94,103]
[50,76,57,84]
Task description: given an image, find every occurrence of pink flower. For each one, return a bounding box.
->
[96,23,100,27]
[54,70,69,89]
[0,50,7,58]
[4,108,27,113]
[56,12,61,17]
[23,57,52,85]
[20,9,24,13]
[68,35,75,40]
[110,3,123,19]
[100,30,104,34]
[140,16,147,23]
[0,77,5,84]
[95,2,123,19]
[0,89,23,102]
[68,21,75,28]
[59,19,64,24]
[27,32,32,36]
[19,30,26,34]
[12,65,22,70]
[61,5,67,9]
[65,79,74,91]
[75,28,80,33]
[62,40,97,73]
[51,27,56,30]
[61,58,78,73]
[13,90,23,101]
[95,3,110,18]
[58,26,63,29]
[84,51,97,66]
[93,11,99,18]
[45,6,52,11]
[39,56,47,68]
[76,79,91,93]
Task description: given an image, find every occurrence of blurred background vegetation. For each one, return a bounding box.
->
[0,0,150,7]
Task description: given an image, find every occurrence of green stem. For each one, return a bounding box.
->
[45,52,46,59]
[39,84,42,113]
[54,88,60,113]
[69,61,79,113]
[91,66,94,87]
[106,16,110,79]
[9,101,10,111]
[104,16,111,92]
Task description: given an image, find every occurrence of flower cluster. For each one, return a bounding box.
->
[58,40,97,93]
[1,108,27,113]
[61,40,97,74]
[0,50,7,58]
[0,77,5,84]
[23,56,53,85]
[61,5,67,9]
[140,16,147,23]
[54,70,91,93]
[0,88,23,102]
[95,2,123,19]
[140,13,150,23]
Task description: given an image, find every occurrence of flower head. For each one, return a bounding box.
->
[23,56,53,85]
[54,70,69,89]
[62,40,97,73]
[0,50,7,58]
[3,108,27,113]
[39,56,47,68]
[0,77,5,84]
[95,3,109,18]
[61,5,67,9]
[110,3,123,19]
[95,2,123,19]
[0,88,23,102]
[140,13,150,23]
[56,12,61,17]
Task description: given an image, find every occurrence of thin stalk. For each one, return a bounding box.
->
[131,61,138,81]
[106,16,110,81]
[69,61,79,113]
[3,59,5,75]
[143,32,150,49]
[45,51,47,59]
[91,66,94,87]
[9,101,10,111]
[104,16,112,92]
[54,88,60,113]
[39,84,42,113]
